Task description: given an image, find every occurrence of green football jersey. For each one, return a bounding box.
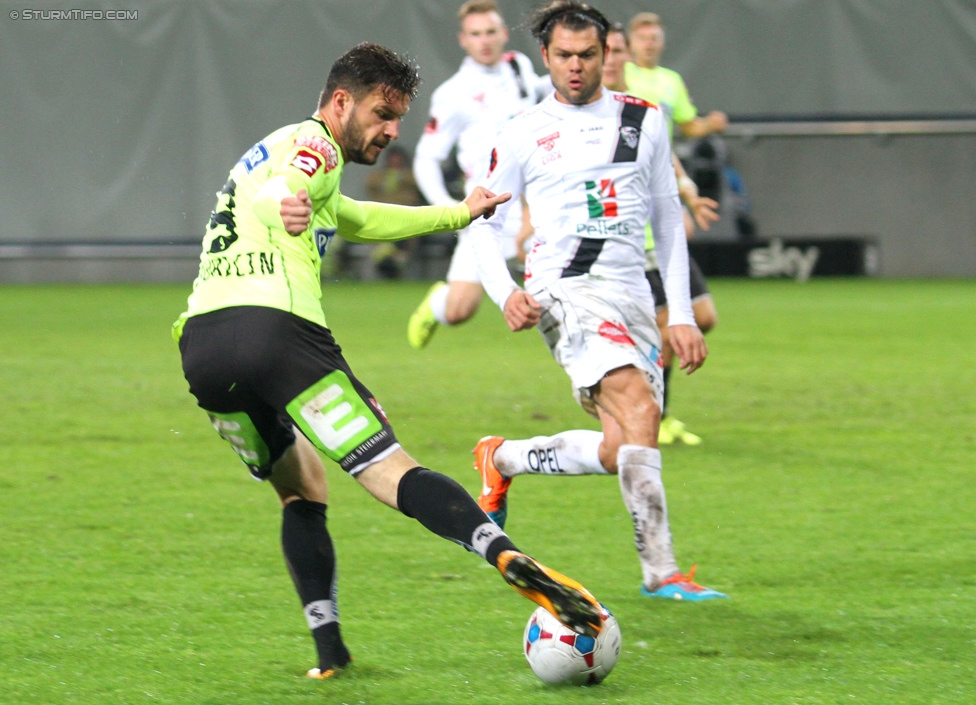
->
[175,117,469,336]
[624,63,697,141]
[178,117,344,331]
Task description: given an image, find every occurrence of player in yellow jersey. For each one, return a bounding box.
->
[625,12,727,140]
[175,42,603,680]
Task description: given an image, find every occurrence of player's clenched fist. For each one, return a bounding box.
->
[503,289,541,332]
[280,189,313,235]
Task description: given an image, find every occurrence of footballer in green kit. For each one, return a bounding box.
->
[175,42,605,679]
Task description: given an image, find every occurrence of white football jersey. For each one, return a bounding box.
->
[414,52,548,207]
[469,89,694,326]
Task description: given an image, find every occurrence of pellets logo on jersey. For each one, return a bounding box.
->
[291,149,323,177]
[296,136,339,173]
[488,147,498,177]
[536,131,560,152]
[598,321,636,346]
[586,179,618,218]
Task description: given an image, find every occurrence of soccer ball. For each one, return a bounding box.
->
[523,604,621,685]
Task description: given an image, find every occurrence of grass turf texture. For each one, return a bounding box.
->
[0,278,973,704]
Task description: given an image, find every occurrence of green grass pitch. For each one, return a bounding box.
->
[1,278,973,704]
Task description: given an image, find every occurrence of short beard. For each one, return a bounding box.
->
[559,77,601,106]
[342,113,387,165]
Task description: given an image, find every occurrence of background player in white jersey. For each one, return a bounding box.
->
[407,0,549,349]
[514,24,719,265]
[468,1,727,601]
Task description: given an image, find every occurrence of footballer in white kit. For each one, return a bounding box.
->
[469,0,727,602]
[407,1,550,349]
[472,87,694,406]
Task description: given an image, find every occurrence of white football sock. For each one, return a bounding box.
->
[492,430,606,477]
[616,444,679,589]
[429,283,450,325]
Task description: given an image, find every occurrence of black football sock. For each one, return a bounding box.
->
[661,365,672,419]
[397,466,518,567]
[281,499,350,670]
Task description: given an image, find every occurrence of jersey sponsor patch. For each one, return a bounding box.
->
[238,141,269,172]
[488,147,498,177]
[536,131,560,151]
[424,116,438,134]
[286,370,386,463]
[290,149,323,177]
[295,136,339,172]
[615,94,655,109]
[314,227,336,256]
[598,321,636,346]
[586,179,618,218]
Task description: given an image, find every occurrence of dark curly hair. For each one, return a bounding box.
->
[319,42,421,108]
[528,1,610,48]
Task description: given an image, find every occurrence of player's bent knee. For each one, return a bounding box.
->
[634,399,662,431]
[445,303,479,325]
[693,298,717,333]
[445,285,483,323]
[598,441,620,474]
[444,294,481,326]
[695,313,717,333]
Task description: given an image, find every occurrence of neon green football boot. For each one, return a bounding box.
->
[658,417,703,446]
[407,281,446,349]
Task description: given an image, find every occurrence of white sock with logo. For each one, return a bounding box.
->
[616,444,679,590]
[429,283,450,325]
[492,430,607,477]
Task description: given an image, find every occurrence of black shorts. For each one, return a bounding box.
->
[179,306,398,478]
[645,255,710,311]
